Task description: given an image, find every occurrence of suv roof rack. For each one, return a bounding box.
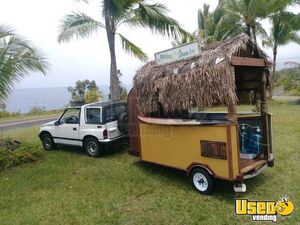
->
[85,100,126,107]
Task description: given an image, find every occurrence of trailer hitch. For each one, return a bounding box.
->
[233,183,246,193]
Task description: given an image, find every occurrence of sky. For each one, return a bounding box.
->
[0,0,300,89]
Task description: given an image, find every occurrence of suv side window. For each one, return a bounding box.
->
[104,104,126,123]
[60,108,81,124]
[86,108,101,124]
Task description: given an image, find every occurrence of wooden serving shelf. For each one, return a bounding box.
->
[240,159,267,174]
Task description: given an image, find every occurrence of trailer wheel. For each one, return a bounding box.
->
[190,168,213,195]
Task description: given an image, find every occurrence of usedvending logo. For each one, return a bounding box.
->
[235,197,295,223]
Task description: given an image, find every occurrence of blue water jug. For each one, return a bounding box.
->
[247,127,262,154]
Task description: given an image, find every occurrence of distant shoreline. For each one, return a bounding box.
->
[5,84,132,113]
[13,84,132,90]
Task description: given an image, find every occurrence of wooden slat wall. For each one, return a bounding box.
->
[201,141,227,160]
[231,56,266,67]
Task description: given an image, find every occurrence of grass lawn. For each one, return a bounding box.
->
[0,101,299,225]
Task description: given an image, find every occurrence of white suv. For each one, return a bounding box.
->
[39,101,128,157]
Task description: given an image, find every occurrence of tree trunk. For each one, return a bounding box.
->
[104,0,120,101]
[270,45,277,98]
[251,24,258,46]
[246,24,251,37]
[107,32,120,101]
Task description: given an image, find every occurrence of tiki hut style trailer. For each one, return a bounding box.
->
[127,34,274,194]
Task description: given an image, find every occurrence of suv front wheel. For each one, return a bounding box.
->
[84,137,101,157]
[41,133,56,150]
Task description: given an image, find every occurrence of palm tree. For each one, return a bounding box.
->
[172,3,244,47]
[171,33,195,47]
[262,12,300,93]
[222,0,269,44]
[197,3,243,45]
[0,25,48,100]
[58,0,189,101]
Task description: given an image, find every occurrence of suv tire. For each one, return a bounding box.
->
[118,112,128,134]
[84,137,101,157]
[41,133,56,150]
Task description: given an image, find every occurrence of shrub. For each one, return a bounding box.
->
[0,138,43,171]
[0,111,21,118]
[277,68,300,95]
[27,107,47,115]
[26,108,62,116]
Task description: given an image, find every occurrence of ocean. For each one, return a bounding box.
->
[5,85,131,113]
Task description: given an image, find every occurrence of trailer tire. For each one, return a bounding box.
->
[190,168,213,195]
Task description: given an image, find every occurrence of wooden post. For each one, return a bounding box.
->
[227,66,237,123]
[261,71,270,160]
[227,104,237,122]
[127,88,141,157]
[261,72,268,114]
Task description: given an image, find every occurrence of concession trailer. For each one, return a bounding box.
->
[127,34,274,194]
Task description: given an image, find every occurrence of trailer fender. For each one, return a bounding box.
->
[187,163,214,176]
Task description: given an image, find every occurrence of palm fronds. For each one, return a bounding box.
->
[0,25,48,99]
[196,3,243,45]
[0,25,14,39]
[123,2,191,40]
[118,33,148,61]
[58,12,105,43]
[59,1,191,60]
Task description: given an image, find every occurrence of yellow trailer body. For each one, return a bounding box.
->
[139,121,240,180]
[135,114,273,184]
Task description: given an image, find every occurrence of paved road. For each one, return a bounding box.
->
[0,116,58,132]
[273,87,300,103]
[272,96,300,103]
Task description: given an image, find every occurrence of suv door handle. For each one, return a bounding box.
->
[73,128,77,131]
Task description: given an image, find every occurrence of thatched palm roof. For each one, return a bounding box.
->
[134,34,269,114]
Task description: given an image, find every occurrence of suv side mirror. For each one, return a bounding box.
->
[54,121,60,126]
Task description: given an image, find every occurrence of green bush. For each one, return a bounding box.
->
[276,67,300,96]
[0,138,43,171]
[0,111,21,118]
[27,107,47,115]
[26,107,62,116]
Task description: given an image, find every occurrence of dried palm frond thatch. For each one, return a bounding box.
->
[134,34,270,114]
